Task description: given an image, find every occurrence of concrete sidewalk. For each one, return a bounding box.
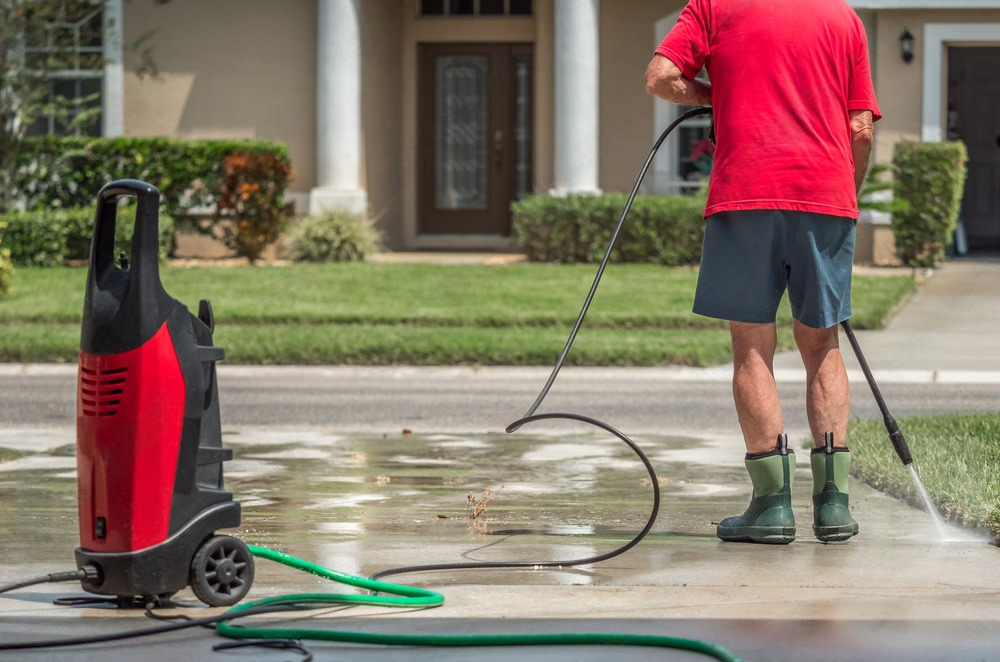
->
[775,256,1000,380]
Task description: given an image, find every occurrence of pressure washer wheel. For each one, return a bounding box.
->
[189,535,254,607]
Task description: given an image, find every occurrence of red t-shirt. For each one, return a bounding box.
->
[656,0,881,219]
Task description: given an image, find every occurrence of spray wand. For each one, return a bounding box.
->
[840,320,913,465]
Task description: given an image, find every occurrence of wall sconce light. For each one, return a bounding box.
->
[899,29,915,63]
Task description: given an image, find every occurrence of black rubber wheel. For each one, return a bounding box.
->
[189,535,254,607]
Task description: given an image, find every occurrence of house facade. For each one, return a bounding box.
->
[66,1,1000,260]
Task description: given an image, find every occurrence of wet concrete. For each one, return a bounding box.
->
[1,426,999,661]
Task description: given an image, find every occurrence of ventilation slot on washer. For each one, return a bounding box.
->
[81,366,128,417]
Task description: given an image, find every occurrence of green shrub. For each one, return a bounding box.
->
[0,210,68,266]
[0,207,174,265]
[14,137,291,221]
[891,141,968,267]
[511,192,706,264]
[283,209,382,262]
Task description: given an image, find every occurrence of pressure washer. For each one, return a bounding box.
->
[74,179,254,607]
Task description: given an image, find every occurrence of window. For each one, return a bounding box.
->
[651,10,712,195]
[419,0,532,17]
[674,98,713,188]
[650,74,712,196]
[25,4,105,137]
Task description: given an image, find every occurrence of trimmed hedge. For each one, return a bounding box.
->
[891,141,968,268]
[15,137,291,220]
[0,207,174,266]
[511,192,706,264]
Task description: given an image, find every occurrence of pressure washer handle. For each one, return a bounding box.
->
[840,320,913,465]
[83,179,170,342]
[92,179,162,278]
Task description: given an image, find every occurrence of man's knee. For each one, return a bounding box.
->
[731,322,778,363]
[793,321,841,364]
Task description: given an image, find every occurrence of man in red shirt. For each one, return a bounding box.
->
[645,0,879,544]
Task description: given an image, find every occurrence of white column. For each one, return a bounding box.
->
[552,0,600,194]
[310,0,368,215]
[102,0,124,137]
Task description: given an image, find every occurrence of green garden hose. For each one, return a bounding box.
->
[219,545,744,662]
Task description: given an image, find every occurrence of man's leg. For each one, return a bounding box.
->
[717,321,796,544]
[792,320,849,448]
[731,321,783,454]
[793,320,859,541]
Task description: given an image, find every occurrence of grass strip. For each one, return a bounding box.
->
[0,263,914,365]
[848,414,1000,543]
[0,322,743,366]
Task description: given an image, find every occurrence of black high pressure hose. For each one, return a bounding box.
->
[508,105,715,433]
[371,107,715,582]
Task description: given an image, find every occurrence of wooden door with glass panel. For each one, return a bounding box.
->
[419,43,532,235]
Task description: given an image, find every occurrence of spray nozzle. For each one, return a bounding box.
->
[884,413,914,465]
[888,426,914,465]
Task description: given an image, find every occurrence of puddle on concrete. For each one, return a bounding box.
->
[0,427,988,590]
[0,428,711,582]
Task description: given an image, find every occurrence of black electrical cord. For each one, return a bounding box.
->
[0,567,98,595]
[146,606,314,661]
[370,107,713,583]
[0,603,308,651]
[213,638,313,661]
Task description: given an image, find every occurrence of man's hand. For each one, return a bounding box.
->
[645,54,712,106]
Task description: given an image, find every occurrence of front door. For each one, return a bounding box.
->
[418,43,533,236]
[949,47,1000,251]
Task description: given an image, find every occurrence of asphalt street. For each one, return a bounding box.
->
[1,364,996,439]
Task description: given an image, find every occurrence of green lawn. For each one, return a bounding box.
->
[0,263,915,365]
[849,414,1000,543]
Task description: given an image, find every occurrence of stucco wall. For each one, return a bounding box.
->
[123,0,317,204]
[860,9,1000,264]
[361,1,405,248]
[598,0,685,193]
[873,9,1000,163]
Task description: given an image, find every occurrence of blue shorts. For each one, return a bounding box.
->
[693,210,857,329]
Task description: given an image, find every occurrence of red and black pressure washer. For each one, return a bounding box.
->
[74,179,253,607]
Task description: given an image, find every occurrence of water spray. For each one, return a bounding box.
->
[840,321,957,538]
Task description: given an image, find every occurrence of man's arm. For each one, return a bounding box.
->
[645,54,712,106]
[850,109,874,194]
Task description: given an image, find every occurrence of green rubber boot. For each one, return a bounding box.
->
[717,434,795,544]
[811,432,859,542]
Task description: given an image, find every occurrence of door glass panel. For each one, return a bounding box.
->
[513,55,532,200]
[436,56,488,211]
[509,0,532,15]
[480,0,505,15]
[421,0,445,15]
